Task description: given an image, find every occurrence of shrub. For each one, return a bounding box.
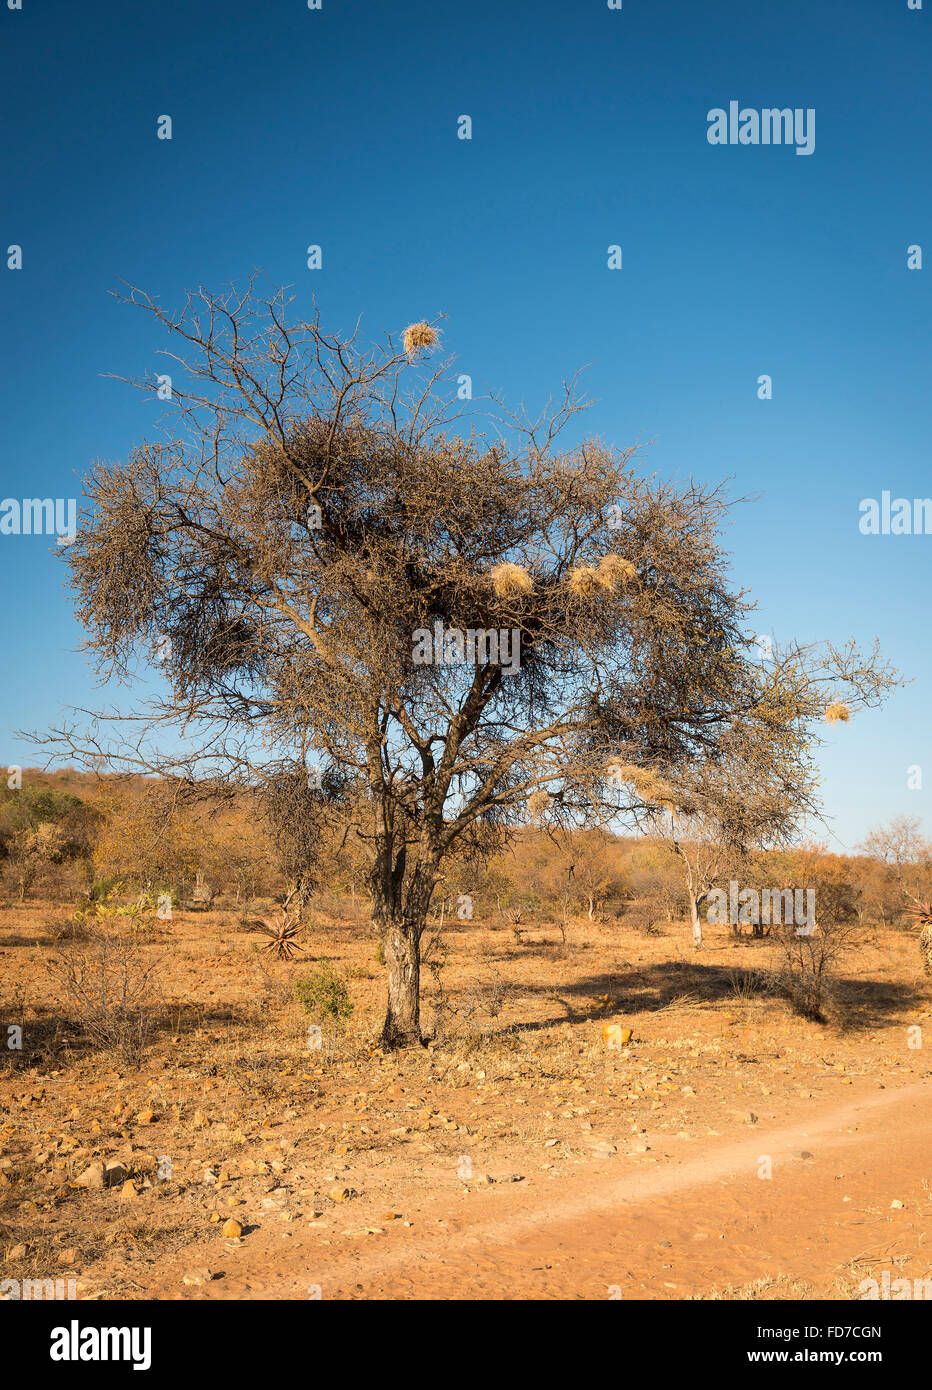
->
[773,918,857,1022]
[46,927,163,1061]
[293,962,353,1024]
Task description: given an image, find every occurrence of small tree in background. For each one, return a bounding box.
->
[611,639,893,948]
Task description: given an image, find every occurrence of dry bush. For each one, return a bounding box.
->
[623,897,666,935]
[772,919,858,1021]
[45,926,163,1061]
[431,969,514,1048]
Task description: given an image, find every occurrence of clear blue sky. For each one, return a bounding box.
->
[1,0,929,849]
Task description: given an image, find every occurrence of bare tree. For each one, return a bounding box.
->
[32,280,898,1044]
[614,640,896,947]
[857,815,930,900]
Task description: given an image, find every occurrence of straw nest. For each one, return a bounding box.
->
[825,702,850,724]
[491,562,533,597]
[567,566,602,597]
[527,790,553,821]
[596,554,638,590]
[568,555,637,597]
[402,321,438,357]
[607,761,684,812]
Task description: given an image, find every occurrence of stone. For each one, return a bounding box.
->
[221,1218,243,1238]
[73,1162,105,1190]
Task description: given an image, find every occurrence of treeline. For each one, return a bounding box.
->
[0,769,928,931]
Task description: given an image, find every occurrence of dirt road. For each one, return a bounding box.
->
[153,1078,932,1300]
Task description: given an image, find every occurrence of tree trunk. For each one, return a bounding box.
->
[381,921,422,1047]
[689,893,703,948]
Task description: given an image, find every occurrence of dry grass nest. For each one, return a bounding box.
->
[402,321,439,357]
[526,790,553,822]
[491,563,533,597]
[567,555,638,597]
[825,702,850,724]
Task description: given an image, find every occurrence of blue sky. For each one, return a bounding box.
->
[1,0,929,848]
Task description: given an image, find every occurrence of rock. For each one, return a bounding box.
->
[104,1161,129,1187]
[382,1211,399,1221]
[182,1268,215,1286]
[136,1109,156,1125]
[589,1141,617,1156]
[221,1218,243,1238]
[5,1244,27,1261]
[329,1186,350,1203]
[119,1179,138,1203]
[73,1162,105,1190]
[891,1199,904,1210]
[792,1150,815,1161]
[58,1248,77,1264]
[745,1113,758,1125]
[544,1138,559,1147]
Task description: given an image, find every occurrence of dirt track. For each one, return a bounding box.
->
[153,1077,932,1300]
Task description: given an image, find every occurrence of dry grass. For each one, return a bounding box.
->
[401,321,438,356]
[0,896,927,1300]
[490,562,532,597]
[566,565,602,597]
[596,554,638,590]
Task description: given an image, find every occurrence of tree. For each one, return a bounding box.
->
[857,815,931,903]
[612,640,895,947]
[35,280,898,1044]
[0,781,96,901]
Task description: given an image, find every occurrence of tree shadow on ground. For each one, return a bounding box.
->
[492,959,928,1035]
[4,1000,252,1068]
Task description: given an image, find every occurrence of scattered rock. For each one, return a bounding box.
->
[182,1268,215,1286]
[73,1162,105,1191]
[104,1161,129,1187]
[221,1218,243,1238]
